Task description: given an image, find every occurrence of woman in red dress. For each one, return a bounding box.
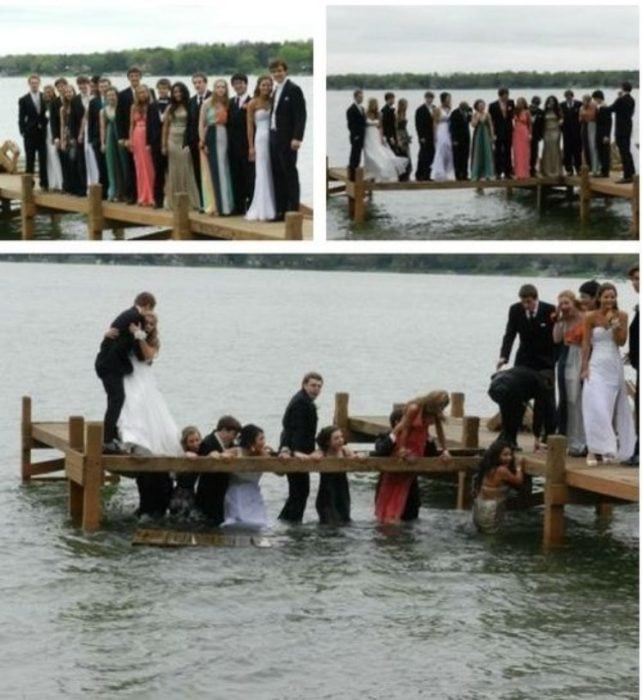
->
[512,97,532,179]
[375,390,451,524]
[129,85,156,206]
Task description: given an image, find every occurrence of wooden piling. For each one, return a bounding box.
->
[87,184,104,240]
[82,423,103,531]
[460,416,480,448]
[632,175,639,238]
[536,184,543,212]
[334,393,351,440]
[543,435,567,547]
[1,197,11,219]
[456,415,480,509]
[353,167,366,224]
[172,192,190,240]
[450,392,465,418]
[579,165,590,226]
[21,396,32,482]
[285,212,304,240]
[68,416,85,526]
[20,174,35,239]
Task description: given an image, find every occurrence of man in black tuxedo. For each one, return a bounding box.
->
[269,59,306,221]
[87,77,111,198]
[561,89,582,175]
[184,72,212,209]
[450,100,471,181]
[611,81,636,183]
[592,90,612,177]
[346,89,366,178]
[227,73,254,215]
[624,264,639,465]
[489,88,515,178]
[488,367,555,451]
[18,74,48,190]
[94,291,156,452]
[415,91,435,180]
[68,75,94,195]
[116,66,144,204]
[380,92,397,152]
[278,372,323,522]
[529,96,544,176]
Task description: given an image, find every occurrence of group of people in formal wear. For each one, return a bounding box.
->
[346,82,637,184]
[17,60,306,221]
[93,271,638,532]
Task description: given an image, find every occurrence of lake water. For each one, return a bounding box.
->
[327,88,639,239]
[0,75,313,239]
[0,261,637,698]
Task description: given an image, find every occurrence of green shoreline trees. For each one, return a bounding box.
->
[0,40,313,77]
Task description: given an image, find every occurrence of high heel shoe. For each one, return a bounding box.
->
[586,454,598,467]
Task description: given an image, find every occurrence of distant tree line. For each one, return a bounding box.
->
[0,254,636,279]
[327,71,639,91]
[0,40,313,77]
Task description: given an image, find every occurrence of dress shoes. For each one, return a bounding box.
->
[622,454,639,467]
[616,178,633,184]
[102,439,127,455]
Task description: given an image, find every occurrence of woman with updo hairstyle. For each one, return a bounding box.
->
[470,98,495,181]
[222,423,269,530]
[375,390,452,524]
[180,425,202,456]
[581,283,636,465]
[552,290,586,456]
[362,97,409,181]
[540,95,563,177]
[312,425,363,525]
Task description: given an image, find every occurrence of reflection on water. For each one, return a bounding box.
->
[0,263,637,698]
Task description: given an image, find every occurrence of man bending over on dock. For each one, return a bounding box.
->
[94,291,156,454]
[277,372,323,522]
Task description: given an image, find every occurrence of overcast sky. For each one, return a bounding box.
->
[327,5,639,74]
[0,1,312,54]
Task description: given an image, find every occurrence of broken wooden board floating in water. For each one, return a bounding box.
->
[132,528,272,548]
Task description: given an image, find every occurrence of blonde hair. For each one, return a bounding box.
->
[180,425,201,452]
[366,98,379,120]
[144,311,160,349]
[409,390,450,418]
[557,289,582,311]
[212,79,229,108]
[397,98,408,121]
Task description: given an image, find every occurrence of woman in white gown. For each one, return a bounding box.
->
[117,312,182,517]
[581,283,636,464]
[222,424,268,530]
[431,92,455,181]
[363,98,408,182]
[43,85,63,191]
[246,76,276,221]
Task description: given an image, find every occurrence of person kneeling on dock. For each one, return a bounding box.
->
[472,440,524,534]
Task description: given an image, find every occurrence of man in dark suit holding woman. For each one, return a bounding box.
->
[269,58,306,221]
[380,92,397,152]
[278,372,323,522]
[529,96,544,176]
[611,81,636,183]
[450,101,471,180]
[227,73,254,215]
[18,74,48,190]
[592,90,612,177]
[489,87,515,179]
[116,66,143,204]
[346,89,366,178]
[561,89,582,175]
[184,72,212,208]
[415,91,436,180]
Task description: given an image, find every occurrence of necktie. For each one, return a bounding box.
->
[198,95,202,107]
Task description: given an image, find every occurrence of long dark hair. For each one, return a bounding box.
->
[472,439,515,493]
[316,425,341,453]
[168,81,190,117]
[239,424,264,450]
[544,95,562,118]
[596,282,619,311]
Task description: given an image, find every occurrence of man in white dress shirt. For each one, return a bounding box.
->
[17,74,48,190]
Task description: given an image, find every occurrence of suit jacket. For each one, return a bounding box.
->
[272,79,306,143]
[380,103,396,144]
[145,105,162,148]
[449,108,471,145]
[155,97,170,120]
[279,389,318,453]
[561,100,582,138]
[530,107,544,141]
[500,300,557,371]
[415,104,435,146]
[595,105,613,142]
[228,94,251,154]
[116,87,136,140]
[68,94,88,142]
[87,96,104,146]
[346,103,366,143]
[193,431,229,522]
[630,306,639,372]
[185,90,212,148]
[611,93,635,138]
[489,100,515,139]
[95,306,145,378]
[48,96,63,141]
[18,92,47,139]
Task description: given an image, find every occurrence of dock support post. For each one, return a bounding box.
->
[595,500,613,520]
[50,212,62,226]
[20,174,35,239]
[285,212,303,240]
[172,192,190,240]
[82,423,103,531]
[21,396,32,482]
[579,164,590,226]
[1,197,11,219]
[543,435,567,547]
[632,175,639,238]
[334,392,351,440]
[450,392,465,418]
[353,167,366,224]
[536,184,543,212]
[68,416,85,526]
[87,184,104,240]
[505,185,513,200]
[457,416,480,510]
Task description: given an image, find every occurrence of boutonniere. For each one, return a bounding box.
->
[284,96,290,101]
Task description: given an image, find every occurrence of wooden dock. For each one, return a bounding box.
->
[20,393,638,546]
[327,162,639,237]
[0,173,312,241]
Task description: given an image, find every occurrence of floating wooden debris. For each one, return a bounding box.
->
[132,528,272,548]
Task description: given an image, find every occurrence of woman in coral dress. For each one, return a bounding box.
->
[375,391,451,524]
[512,97,532,179]
[128,85,156,206]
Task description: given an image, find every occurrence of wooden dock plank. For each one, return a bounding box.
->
[566,466,639,502]
[32,422,70,452]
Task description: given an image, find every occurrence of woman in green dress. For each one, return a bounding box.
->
[100,87,125,201]
[470,99,495,181]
